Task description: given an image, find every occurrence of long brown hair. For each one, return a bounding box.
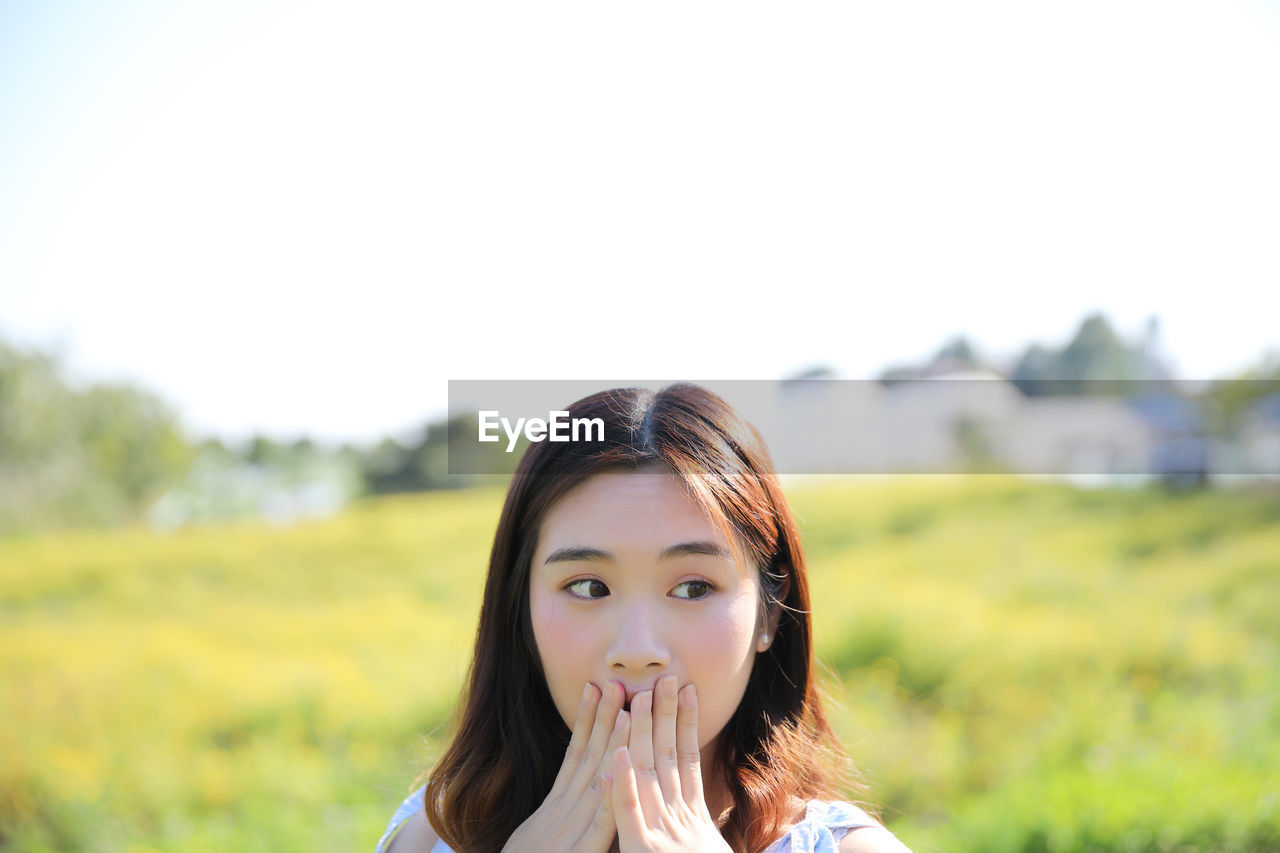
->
[424,384,862,852]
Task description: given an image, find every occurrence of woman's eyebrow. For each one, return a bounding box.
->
[659,541,730,560]
[543,541,729,565]
[543,546,611,565]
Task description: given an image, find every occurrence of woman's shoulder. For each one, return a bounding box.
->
[766,799,911,853]
[384,811,440,853]
[376,786,445,853]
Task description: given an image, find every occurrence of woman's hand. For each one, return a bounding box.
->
[606,676,733,853]
[502,680,631,853]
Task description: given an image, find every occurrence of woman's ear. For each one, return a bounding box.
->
[757,565,793,652]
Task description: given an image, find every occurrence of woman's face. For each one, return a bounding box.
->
[529,469,770,765]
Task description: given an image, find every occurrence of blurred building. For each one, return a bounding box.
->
[765,375,1276,484]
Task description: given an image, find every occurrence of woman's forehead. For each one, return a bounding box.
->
[541,471,719,539]
[534,470,753,570]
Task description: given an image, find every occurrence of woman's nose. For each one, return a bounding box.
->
[606,603,671,672]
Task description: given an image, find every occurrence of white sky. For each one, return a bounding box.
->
[2,0,1278,445]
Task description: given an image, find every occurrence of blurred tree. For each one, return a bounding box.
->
[362,436,418,494]
[1009,344,1057,395]
[785,365,837,381]
[435,412,521,485]
[78,383,194,505]
[1203,350,1280,439]
[246,435,291,467]
[0,342,79,468]
[0,338,194,534]
[358,413,520,494]
[930,335,984,370]
[195,436,234,464]
[877,336,990,383]
[1010,312,1167,396]
[1059,313,1135,380]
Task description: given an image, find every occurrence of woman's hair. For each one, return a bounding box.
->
[424,383,862,853]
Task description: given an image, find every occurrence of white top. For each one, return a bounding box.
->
[376,785,881,853]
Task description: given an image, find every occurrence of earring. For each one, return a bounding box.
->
[760,633,771,649]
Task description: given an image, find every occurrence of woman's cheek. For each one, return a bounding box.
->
[531,594,592,722]
[710,591,763,659]
[533,596,590,654]
[685,597,759,746]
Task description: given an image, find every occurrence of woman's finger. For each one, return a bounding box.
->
[567,680,623,801]
[676,683,704,809]
[603,709,631,774]
[550,682,599,798]
[562,708,630,840]
[651,675,682,805]
[610,746,648,846]
[627,690,663,822]
[580,771,619,853]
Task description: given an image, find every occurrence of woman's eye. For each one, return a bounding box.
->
[671,580,713,600]
[563,579,712,600]
[565,578,610,599]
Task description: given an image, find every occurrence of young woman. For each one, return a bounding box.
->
[377,384,911,853]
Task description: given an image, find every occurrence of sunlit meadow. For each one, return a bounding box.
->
[1,478,1277,852]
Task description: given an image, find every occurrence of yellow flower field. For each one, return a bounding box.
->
[1,477,1277,852]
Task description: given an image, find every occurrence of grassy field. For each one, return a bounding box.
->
[1,477,1277,852]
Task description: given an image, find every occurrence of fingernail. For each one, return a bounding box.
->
[661,675,677,696]
[614,710,629,731]
[582,683,594,704]
[681,684,696,708]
